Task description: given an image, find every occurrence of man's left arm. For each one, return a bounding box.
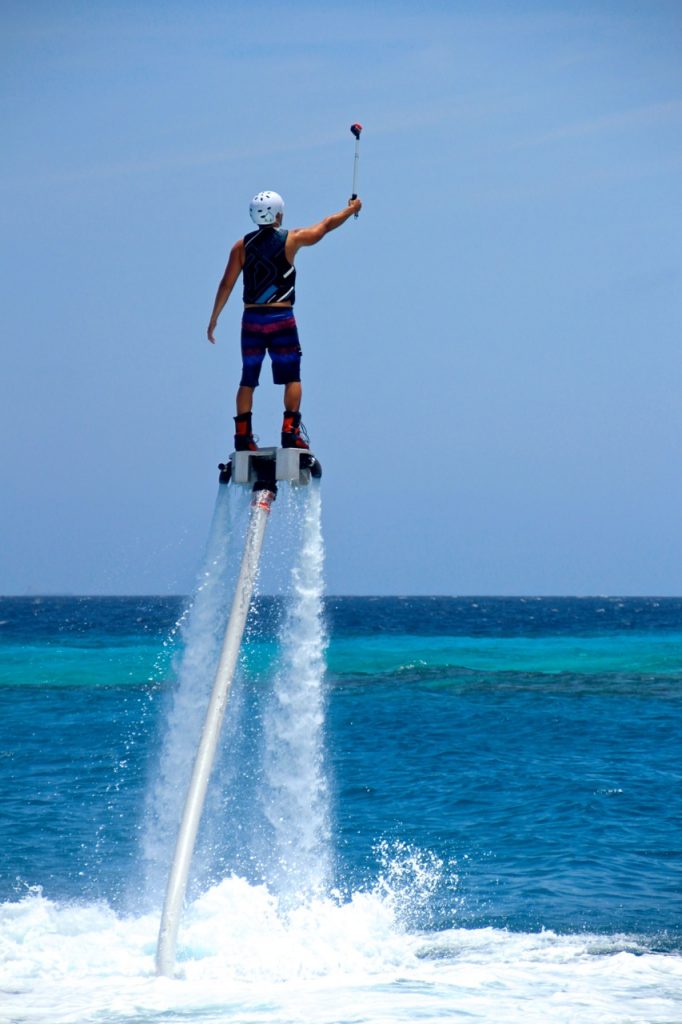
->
[207,240,244,343]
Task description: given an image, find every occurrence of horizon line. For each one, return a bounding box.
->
[1,593,681,601]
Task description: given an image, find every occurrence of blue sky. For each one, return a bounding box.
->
[2,0,681,595]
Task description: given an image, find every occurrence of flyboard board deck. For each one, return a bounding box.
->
[219,447,322,487]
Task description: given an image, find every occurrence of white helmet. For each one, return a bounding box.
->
[249,190,284,225]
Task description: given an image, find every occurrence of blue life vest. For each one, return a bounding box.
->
[242,226,296,304]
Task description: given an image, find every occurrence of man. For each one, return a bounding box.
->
[207,190,362,451]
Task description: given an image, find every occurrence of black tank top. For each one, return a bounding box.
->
[242,226,296,304]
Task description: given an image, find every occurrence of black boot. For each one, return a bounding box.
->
[281,411,309,449]
[234,413,258,452]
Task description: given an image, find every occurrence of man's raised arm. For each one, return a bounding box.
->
[286,197,362,260]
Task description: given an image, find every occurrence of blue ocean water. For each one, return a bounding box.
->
[2,567,682,1018]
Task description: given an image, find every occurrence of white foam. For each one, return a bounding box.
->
[2,879,681,1024]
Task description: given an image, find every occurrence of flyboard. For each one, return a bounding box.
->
[218,446,321,488]
[155,445,321,977]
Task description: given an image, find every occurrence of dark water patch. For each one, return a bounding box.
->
[329,666,682,698]
[3,595,682,643]
[0,596,184,644]
[324,596,682,638]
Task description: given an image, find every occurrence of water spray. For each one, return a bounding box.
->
[155,449,320,977]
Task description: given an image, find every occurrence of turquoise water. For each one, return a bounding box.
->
[1,593,682,1022]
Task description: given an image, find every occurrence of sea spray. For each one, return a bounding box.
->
[372,839,456,931]
[142,485,249,900]
[262,483,331,902]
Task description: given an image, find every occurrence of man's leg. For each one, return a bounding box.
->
[236,385,254,415]
[269,314,307,447]
[283,381,301,413]
[238,307,266,447]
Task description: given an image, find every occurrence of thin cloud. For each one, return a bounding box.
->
[514,98,682,149]
[0,104,475,191]
[0,131,345,190]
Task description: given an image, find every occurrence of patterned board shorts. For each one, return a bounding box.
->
[240,306,302,388]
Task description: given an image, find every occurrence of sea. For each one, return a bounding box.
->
[1,483,681,1023]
